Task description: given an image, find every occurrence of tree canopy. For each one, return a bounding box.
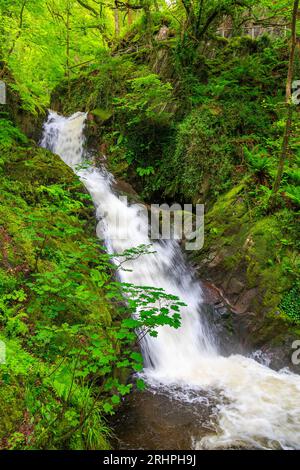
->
[0,0,294,111]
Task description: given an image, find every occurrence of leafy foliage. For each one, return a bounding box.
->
[114,74,173,126]
[1,0,300,451]
[284,185,300,207]
[0,119,28,148]
[244,146,273,182]
[0,128,183,449]
[280,285,300,323]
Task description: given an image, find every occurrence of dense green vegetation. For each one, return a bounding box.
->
[53,27,299,326]
[0,113,183,448]
[1,0,300,450]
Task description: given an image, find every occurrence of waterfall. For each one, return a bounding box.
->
[41,111,300,450]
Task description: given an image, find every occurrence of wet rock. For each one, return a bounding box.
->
[226,278,245,295]
[207,253,224,268]
[111,387,220,450]
[234,287,259,313]
[112,178,139,198]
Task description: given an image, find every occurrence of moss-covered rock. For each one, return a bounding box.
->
[192,180,300,367]
[0,68,45,141]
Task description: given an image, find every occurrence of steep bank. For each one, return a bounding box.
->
[0,129,112,449]
[0,89,141,449]
[192,183,300,370]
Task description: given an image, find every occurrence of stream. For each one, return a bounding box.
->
[41,111,300,450]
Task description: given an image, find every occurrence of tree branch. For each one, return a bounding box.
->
[271,0,299,202]
[7,0,28,57]
[115,1,143,11]
[76,0,101,16]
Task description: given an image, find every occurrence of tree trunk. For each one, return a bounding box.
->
[142,1,152,47]
[127,8,133,26]
[271,0,299,202]
[114,5,120,37]
[66,4,71,101]
[0,0,27,79]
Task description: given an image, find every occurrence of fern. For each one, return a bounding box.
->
[284,168,300,185]
[244,146,271,178]
[0,120,28,148]
[284,185,300,207]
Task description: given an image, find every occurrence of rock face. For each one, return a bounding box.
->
[226,277,245,296]
[199,276,300,373]
[190,184,300,373]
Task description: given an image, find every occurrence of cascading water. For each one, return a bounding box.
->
[41,111,300,450]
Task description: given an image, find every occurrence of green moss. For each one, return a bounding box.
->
[0,385,24,441]
[51,55,137,116]
[195,177,299,346]
[0,138,116,449]
[90,108,113,122]
[223,253,242,270]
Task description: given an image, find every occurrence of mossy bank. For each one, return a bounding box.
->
[0,98,144,448]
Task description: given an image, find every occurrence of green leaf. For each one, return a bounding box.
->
[136,378,146,391]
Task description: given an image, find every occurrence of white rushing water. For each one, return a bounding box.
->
[41,111,300,450]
